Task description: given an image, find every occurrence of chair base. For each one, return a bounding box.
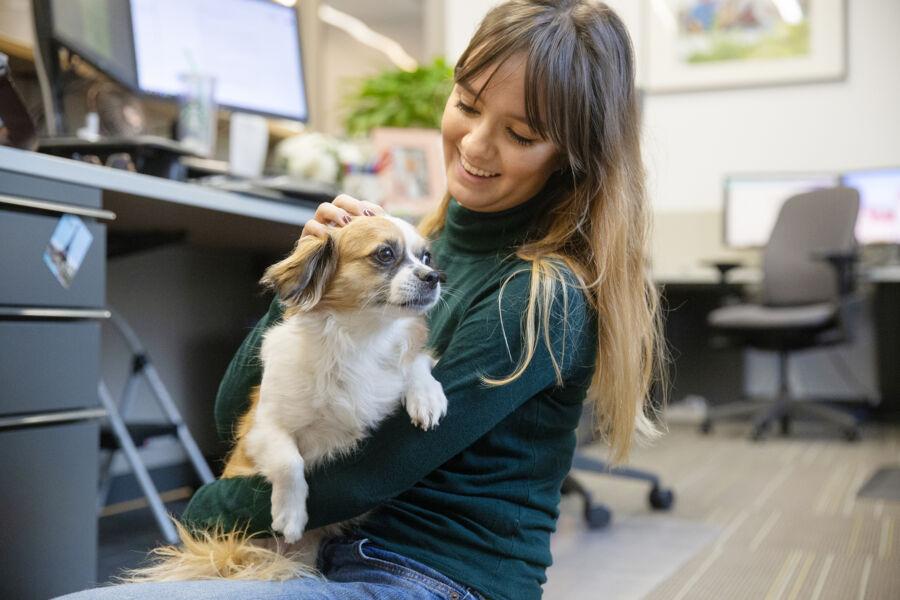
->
[699,348,863,442]
[561,453,675,529]
[700,397,861,441]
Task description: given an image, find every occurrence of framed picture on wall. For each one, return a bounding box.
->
[642,0,846,93]
[371,127,446,220]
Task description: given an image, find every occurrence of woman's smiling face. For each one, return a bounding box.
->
[441,54,562,213]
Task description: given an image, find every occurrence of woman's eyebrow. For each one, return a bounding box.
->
[458,80,477,97]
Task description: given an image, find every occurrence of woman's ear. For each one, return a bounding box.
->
[261,235,337,311]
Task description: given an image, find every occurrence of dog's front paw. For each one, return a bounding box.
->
[404,374,448,431]
[271,480,309,544]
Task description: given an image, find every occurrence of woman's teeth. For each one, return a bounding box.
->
[461,156,499,178]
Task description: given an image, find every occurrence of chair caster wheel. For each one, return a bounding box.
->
[585,505,611,529]
[649,486,675,511]
[699,420,712,434]
[779,416,791,436]
[844,428,860,442]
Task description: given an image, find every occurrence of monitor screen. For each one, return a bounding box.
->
[130,0,308,122]
[724,174,841,248]
[843,168,900,245]
[50,0,137,89]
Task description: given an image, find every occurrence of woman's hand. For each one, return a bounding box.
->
[301,194,385,238]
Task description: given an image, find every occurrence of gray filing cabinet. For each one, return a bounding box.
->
[0,170,112,598]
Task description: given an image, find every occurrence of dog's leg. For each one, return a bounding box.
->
[403,354,448,430]
[244,417,309,543]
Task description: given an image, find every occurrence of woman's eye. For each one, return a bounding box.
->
[422,251,432,266]
[375,246,395,263]
[507,128,535,147]
[456,100,478,115]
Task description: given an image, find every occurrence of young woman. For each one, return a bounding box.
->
[62,1,663,599]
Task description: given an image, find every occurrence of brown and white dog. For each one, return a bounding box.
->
[132,215,448,581]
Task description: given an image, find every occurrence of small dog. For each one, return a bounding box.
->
[131,216,448,581]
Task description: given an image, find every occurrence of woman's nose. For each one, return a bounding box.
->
[460,120,494,162]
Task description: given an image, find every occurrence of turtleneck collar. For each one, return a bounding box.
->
[439,187,553,254]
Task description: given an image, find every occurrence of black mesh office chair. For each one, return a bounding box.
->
[700,187,864,441]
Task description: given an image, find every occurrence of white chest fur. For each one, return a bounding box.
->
[257,312,413,465]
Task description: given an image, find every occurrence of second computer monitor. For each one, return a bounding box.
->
[843,167,900,246]
[724,174,841,248]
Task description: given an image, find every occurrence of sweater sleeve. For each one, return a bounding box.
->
[213,297,283,443]
[182,269,594,535]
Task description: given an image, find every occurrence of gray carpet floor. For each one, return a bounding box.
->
[548,422,900,600]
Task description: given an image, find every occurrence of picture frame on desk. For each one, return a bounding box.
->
[641,0,846,93]
[371,127,446,219]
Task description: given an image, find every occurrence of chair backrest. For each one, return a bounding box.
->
[762,187,859,306]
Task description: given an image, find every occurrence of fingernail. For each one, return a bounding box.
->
[364,209,375,216]
[342,215,352,225]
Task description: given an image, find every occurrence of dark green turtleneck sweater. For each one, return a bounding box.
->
[182,191,598,600]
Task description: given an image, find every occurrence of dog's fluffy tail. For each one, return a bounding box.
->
[121,520,319,582]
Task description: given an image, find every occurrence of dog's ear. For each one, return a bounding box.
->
[261,234,337,311]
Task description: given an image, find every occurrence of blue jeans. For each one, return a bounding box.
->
[57,538,484,600]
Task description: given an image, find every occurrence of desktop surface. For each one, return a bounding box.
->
[0,145,316,253]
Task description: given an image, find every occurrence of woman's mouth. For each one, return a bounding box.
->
[460,155,500,179]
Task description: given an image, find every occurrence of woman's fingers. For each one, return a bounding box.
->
[315,201,353,226]
[301,219,329,239]
[301,195,386,238]
[333,194,386,217]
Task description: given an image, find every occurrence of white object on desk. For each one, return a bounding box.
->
[229,112,269,178]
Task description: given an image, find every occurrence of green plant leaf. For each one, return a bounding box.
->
[341,57,453,135]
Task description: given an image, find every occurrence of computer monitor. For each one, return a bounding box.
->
[130,0,309,122]
[49,0,137,90]
[842,167,900,246]
[723,174,841,248]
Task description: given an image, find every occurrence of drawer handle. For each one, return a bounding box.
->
[0,307,112,319]
[0,193,116,221]
[0,408,107,430]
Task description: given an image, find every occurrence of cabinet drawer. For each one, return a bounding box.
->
[0,169,101,209]
[0,321,100,416]
[0,421,99,599]
[0,209,105,307]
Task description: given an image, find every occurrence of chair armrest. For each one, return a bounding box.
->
[810,250,858,297]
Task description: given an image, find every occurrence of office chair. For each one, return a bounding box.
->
[700,187,863,441]
[562,405,674,529]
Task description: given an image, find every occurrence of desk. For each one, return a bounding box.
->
[656,267,889,411]
[870,267,900,412]
[0,146,316,597]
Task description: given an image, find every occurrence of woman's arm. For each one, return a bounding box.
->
[182,271,595,534]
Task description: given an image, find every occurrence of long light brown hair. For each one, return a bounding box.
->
[419,0,666,462]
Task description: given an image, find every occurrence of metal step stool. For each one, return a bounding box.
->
[97,310,215,544]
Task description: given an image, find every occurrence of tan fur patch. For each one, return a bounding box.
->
[320,218,408,312]
[221,387,260,478]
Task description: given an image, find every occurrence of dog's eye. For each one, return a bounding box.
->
[421,251,432,266]
[375,246,395,264]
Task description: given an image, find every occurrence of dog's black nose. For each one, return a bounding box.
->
[417,269,441,288]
